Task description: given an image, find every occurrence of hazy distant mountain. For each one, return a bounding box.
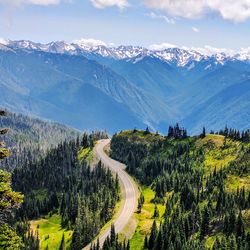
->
[183,79,250,133]
[1,39,250,133]
[0,49,146,132]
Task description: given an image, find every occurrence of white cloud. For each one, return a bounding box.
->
[239,47,250,54]
[90,0,128,9]
[142,0,250,23]
[191,45,235,56]
[73,38,113,47]
[148,42,236,56]
[0,0,60,6]
[146,11,175,24]
[0,38,9,45]
[237,47,250,60]
[149,42,177,50]
[192,27,199,33]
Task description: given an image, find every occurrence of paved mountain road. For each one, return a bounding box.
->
[83,139,137,249]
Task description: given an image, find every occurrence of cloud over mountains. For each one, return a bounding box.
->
[90,0,128,9]
[1,0,250,23]
[143,0,250,23]
[0,0,60,6]
[90,0,250,23]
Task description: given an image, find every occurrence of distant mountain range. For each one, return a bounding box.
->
[3,39,250,62]
[0,39,250,133]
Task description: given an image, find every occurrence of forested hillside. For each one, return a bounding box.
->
[0,109,118,250]
[10,133,119,250]
[110,127,250,249]
[0,111,79,170]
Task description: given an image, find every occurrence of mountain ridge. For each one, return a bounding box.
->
[0,39,250,133]
[2,39,250,65]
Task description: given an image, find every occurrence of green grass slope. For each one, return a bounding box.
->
[110,130,250,249]
[30,214,72,250]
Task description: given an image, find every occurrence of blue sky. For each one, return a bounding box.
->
[0,0,250,51]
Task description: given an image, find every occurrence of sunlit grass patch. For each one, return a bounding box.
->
[130,187,165,250]
[225,174,250,192]
[205,233,224,249]
[78,146,93,164]
[30,214,72,250]
[197,134,240,175]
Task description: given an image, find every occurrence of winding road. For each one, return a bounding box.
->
[83,139,137,249]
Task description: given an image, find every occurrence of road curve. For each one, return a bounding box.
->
[83,139,137,250]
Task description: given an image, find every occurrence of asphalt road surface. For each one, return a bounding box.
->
[83,139,137,250]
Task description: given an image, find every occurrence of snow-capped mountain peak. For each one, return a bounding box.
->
[1,39,250,66]
[154,47,206,67]
[9,40,41,50]
[46,41,76,54]
[111,45,148,59]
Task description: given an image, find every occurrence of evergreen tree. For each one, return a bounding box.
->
[137,193,145,213]
[148,221,158,249]
[200,207,210,239]
[236,212,244,238]
[110,224,116,244]
[228,210,236,234]
[144,127,150,135]
[201,127,206,138]
[144,236,148,249]
[153,205,159,218]
[59,233,65,250]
